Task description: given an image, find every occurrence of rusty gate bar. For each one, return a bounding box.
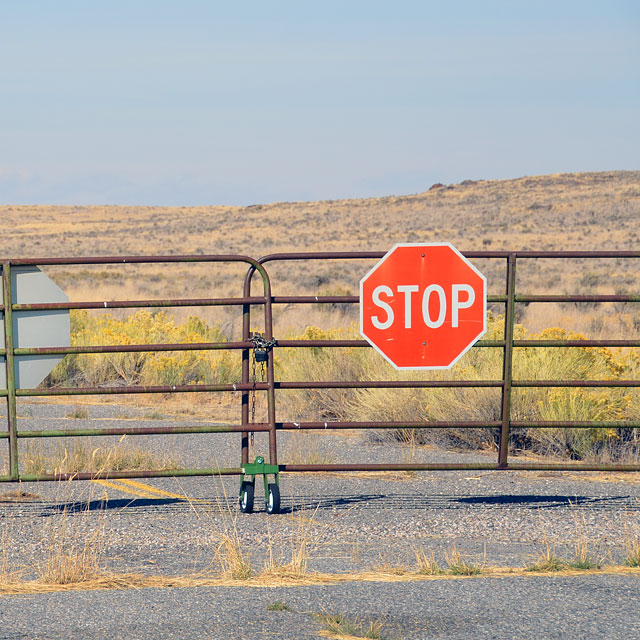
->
[12,297,267,311]
[16,382,269,396]
[275,381,503,388]
[14,342,254,355]
[0,254,275,482]
[498,253,516,468]
[275,339,507,347]
[2,262,19,479]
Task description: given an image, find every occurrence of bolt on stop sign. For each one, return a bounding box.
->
[360,243,487,369]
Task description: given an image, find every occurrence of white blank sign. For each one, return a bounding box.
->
[0,266,71,390]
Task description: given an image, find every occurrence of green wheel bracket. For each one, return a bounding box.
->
[240,456,280,511]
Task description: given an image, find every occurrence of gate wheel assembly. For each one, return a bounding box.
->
[238,480,255,513]
[266,483,280,515]
[239,456,280,514]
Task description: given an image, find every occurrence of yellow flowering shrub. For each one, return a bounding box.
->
[48,310,238,387]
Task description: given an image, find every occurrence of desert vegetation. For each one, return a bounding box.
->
[1,171,638,326]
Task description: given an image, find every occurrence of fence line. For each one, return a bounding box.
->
[1,252,639,505]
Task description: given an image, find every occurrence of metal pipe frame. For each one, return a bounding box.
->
[1,250,640,482]
[240,250,640,476]
[1,255,273,482]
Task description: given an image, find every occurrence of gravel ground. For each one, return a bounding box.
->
[1,399,640,637]
[1,575,639,639]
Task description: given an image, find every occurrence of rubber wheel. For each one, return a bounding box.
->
[238,481,254,513]
[266,483,281,515]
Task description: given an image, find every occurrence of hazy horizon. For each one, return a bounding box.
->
[2,1,639,206]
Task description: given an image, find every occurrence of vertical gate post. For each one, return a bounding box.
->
[2,263,19,480]
[242,262,278,466]
[241,271,252,465]
[498,253,517,468]
[264,300,277,466]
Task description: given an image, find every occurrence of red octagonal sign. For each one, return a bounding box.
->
[360,243,487,369]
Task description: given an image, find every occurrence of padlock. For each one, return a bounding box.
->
[255,349,268,363]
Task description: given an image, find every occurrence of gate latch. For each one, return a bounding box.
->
[250,333,277,363]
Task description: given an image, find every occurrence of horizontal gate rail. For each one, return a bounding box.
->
[274,380,504,389]
[12,297,266,311]
[278,462,640,472]
[16,382,270,396]
[13,342,253,355]
[16,468,244,483]
[15,424,271,438]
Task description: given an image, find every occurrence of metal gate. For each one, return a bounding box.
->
[2,251,640,513]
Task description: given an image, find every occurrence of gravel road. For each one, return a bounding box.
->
[1,575,639,639]
[1,399,640,638]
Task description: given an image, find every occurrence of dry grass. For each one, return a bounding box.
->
[66,406,89,419]
[214,530,253,580]
[624,531,640,567]
[414,548,445,575]
[2,565,639,596]
[525,536,567,572]
[373,552,409,577]
[316,611,386,639]
[524,531,602,572]
[0,497,639,596]
[567,514,601,570]
[22,438,182,476]
[444,544,484,576]
[284,432,336,466]
[38,509,106,584]
[570,539,600,570]
[208,486,324,583]
[260,507,325,581]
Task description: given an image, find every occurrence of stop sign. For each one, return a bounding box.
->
[360,243,487,369]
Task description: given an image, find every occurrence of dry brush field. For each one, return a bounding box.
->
[1,170,639,318]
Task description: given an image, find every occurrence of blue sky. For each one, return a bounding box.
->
[1,1,638,205]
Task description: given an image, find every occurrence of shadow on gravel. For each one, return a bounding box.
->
[42,497,184,515]
[7,493,636,519]
[456,495,635,509]
[279,493,640,513]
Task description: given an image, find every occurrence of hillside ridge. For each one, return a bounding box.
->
[1,170,638,260]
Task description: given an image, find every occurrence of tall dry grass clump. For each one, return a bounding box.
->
[22,438,181,476]
[38,507,107,584]
[261,510,319,580]
[214,529,253,580]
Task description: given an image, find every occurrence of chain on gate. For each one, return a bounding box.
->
[249,332,276,451]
